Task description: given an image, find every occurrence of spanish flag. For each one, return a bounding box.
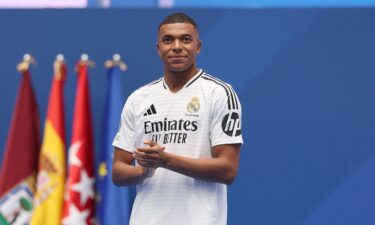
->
[30,55,67,225]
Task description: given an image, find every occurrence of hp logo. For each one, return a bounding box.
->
[221,112,242,137]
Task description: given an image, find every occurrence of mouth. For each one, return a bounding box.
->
[169,55,186,63]
[169,55,186,59]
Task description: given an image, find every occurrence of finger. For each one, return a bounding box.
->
[139,160,156,168]
[138,145,161,151]
[140,153,158,160]
[134,150,145,158]
[135,151,160,162]
[134,152,149,160]
[134,151,155,160]
[144,139,158,146]
[137,160,151,167]
[133,154,143,162]
[134,156,152,166]
[137,147,160,154]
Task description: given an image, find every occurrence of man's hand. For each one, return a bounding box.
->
[134,140,167,168]
[112,147,158,186]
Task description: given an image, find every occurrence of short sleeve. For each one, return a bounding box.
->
[112,95,136,153]
[210,85,243,147]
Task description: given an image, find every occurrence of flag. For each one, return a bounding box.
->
[62,61,95,224]
[0,64,40,224]
[30,57,67,225]
[96,64,131,225]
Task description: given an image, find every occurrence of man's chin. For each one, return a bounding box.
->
[168,66,188,72]
[167,64,192,73]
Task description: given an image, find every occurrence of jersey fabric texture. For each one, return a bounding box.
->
[113,69,243,225]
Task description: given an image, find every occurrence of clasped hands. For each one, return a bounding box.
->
[134,140,167,169]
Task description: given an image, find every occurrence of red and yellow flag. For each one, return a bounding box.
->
[62,59,95,225]
[30,56,67,225]
[0,58,40,225]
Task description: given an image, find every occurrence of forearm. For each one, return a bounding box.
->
[134,142,240,185]
[112,162,148,186]
[163,153,236,185]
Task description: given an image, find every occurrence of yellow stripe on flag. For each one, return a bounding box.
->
[30,120,65,225]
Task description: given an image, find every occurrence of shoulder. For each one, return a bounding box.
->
[127,77,163,102]
[200,72,239,110]
[200,72,234,93]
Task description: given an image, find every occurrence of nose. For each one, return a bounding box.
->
[172,40,182,52]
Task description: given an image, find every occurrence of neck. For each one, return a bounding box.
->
[164,66,198,93]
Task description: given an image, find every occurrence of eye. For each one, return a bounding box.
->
[182,37,192,43]
[162,37,172,44]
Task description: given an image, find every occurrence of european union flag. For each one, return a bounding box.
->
[97,65,131,225]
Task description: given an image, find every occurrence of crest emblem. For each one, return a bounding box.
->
[187,97,200,113]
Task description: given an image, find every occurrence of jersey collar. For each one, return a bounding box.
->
[162,69,204,90]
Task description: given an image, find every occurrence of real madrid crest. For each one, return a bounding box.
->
[187,97,200,113]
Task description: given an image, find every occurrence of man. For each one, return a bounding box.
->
[112,12,243,225]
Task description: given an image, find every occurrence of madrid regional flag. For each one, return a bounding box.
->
[62,58,95,224]
[30,56,67,225]
[0,59,40,225]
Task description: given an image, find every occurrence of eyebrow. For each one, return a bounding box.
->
[161,34,193,39]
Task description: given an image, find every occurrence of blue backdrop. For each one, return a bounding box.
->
[92,0,375,7]
[0,9,374,225]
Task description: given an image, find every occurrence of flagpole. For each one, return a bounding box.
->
[53,54,66,79]
[77,53,95,69]
[104,53,127,71]
[16,53,36,73]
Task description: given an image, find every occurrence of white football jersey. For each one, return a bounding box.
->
[113,69,243,225]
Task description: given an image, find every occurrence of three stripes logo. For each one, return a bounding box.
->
[200,73,241,137]
[201,74,239,110]
[143,104,157,116]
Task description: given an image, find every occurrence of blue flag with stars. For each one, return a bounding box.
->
[97,65,131,225]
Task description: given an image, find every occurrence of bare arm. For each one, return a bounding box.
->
[134,140,241,185]
[112,147,155,186]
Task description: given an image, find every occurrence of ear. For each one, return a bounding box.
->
[156,42,160,55]
[197,40,202,54]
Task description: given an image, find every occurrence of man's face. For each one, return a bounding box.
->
[157,23,201,72]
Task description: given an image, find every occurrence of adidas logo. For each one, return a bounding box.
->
[143,104,157,116]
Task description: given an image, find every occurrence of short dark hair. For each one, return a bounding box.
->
[158,12,198,31]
